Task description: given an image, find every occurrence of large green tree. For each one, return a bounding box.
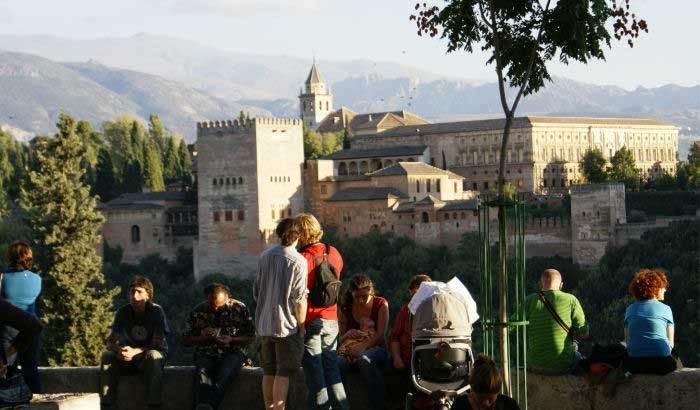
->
[687,142,700,189]
[177,140,192,180]
[94,148,117,201]
[142,141,165,192]
[148,113,166,153]
[580,148,609,183]
[412,0,647,389]
[610,146,640,190]
[20,113,118,366]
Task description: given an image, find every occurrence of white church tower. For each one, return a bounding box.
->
[299,62,333,130]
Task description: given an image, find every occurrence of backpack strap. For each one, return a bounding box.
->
[538,291,572,335]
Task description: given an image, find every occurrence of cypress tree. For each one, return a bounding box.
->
[143,141,165,192]
[177,140,192,180]
[94,148,117,201]
[20,113,118,366]
[162,137,180,181]
[148,113,165,153]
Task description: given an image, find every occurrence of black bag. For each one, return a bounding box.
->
[308,244,341,307]
[0,366,32,408]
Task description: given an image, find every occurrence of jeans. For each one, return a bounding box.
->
[100,350,165,407]
[0,324,40,392]
[303,318,349,410]
[338,346,388,410]
[195,351,246,409]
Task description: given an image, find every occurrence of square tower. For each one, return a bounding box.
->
[194,118,304,279]
[299,63,333,130]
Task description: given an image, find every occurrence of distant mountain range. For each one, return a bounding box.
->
[0,33,697,143]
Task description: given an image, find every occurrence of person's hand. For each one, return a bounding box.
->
[216,335,233,345]
[349,344,364,359]
[346,329,363,339]
[119,346,138,362]
[393,356,406,370]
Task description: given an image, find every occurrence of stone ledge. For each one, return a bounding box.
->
[38,367,700,410]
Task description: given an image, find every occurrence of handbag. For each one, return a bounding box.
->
[0,366,32,407]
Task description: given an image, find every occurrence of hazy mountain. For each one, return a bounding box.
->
[0,33,697,141]
[0,51,269,139]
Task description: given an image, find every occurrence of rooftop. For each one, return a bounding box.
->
[327,187,409,202]
[369,161,463,179]
[322,145,427,160]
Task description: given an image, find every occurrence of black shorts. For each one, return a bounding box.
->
[260,334,304,376]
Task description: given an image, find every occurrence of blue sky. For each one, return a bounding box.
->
[0,0,697,89]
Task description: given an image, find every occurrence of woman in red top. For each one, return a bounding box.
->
[388,274,431,408]
[296,213,349,410]
[338,274,389,410]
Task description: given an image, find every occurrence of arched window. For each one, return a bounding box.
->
[238,177,243,184]
[338,162,348,175]
[349,162,358,175]
[325,101,329,110]
[213,178,217,186]
[359,161,368,174]
[436,179,441,192]
[426,180,431,192]
[226,177,230,185]
[131,225,140,243]
[383,159,393,167]
[416,180,420,192]
[219,178,224,186]
[421,212,429,223]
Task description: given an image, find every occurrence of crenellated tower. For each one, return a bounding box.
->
[299,62,333,130]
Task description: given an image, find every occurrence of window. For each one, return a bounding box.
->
[483,181,489,190]
[427,180,431,193]
[131,225,140,243]
[325,101,329,110]
[454,182,458,192]
[271,209,276,220]
[219,178,224,186]
[238,210,245,221]
[445,213,450,220]
[436,179,441,192]
[225,210,233,221]
[416,180,420,192]
[421,212,429,223]
[320,184,327,194]
[213,212,220,223]
[213,178,217,186]
[238,177,243,184]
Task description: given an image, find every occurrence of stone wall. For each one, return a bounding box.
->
[38,367,699,410]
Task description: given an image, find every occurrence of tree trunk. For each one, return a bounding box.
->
[497,114,514,394]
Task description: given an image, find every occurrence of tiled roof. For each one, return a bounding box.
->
[101,202,164,211]
[414,195,444,206]
[117,192,187,201]
[327,187,408,202]
[359,116,676,139]
[306,63,322,85]
[316,109,428,134]
[369,162,463,179]
[440,200,478,211]
[322,145,427,160]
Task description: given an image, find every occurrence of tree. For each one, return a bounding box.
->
[412,0,647,390]
[238,110,250,125]
[148,113,166,153]
[94,148,117,201]
[177,140,192,180]
[687,142,700,189]
[610,146,640,190]
[304,128,344,159]
[580,148,609,183]
[20,113,118,366]
[162,137,181,181]
[142,141,165,192]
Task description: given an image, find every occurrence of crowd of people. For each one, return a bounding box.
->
[0,213,682,409]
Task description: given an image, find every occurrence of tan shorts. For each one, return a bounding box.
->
[260,334,304,376]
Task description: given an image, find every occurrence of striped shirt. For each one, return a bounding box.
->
[254,244,308,337]
[525,290,587,370]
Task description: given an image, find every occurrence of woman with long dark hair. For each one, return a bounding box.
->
[338,274,389,410]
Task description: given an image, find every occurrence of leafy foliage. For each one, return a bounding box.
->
[580,148,609,183]
[19,113,119,366]
[303,128,345,160]
[609,146,640,190]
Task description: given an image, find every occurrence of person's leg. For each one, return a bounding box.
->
[100,351,121,407]
[21,332,41,392]
[356,347,389,410]
[303,319,328,410]
[625,355,677,375]
[194,356,217,410]
[320,320,349,410]
[138,349,165,407]
[260,337,277,410]
[273,333,304,410]
[211,351,246,408]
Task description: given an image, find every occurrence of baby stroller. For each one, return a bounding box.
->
[407,284,475,410]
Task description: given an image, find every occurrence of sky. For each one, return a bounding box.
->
[0,0,697,89]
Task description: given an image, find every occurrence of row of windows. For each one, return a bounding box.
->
[534,132,675,143]
[461,150,525,166]
[272,208,292,219]
[471,179,525,190]
[536,146,676,163]
[302,100,330,112]
[415,178,441,193]
[270,176,291,183]
[213,210,245,223]
[213,177,244,186]
[337,158,417,176]
[471,169,523,176]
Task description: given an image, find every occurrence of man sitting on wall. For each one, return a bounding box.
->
[182,283,255,410]
[525,269,589,375]
[100,276,169,409]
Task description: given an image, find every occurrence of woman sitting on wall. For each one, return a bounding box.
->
[623,269,680,375]
[338,274,389,410]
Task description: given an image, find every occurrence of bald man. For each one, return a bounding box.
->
[524,269,589,374]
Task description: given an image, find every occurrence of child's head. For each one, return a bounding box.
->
[360,317,375,332]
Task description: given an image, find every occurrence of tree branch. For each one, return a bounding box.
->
[486,0,511,115]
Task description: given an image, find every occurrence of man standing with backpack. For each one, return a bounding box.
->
[295,213,348,410]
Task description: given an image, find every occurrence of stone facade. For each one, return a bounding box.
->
[193,118,304,279]
[570,183,627,265]
[299,63,333,130]
[99,192,196,264]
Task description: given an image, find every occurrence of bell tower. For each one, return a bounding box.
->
[299,62,333,130]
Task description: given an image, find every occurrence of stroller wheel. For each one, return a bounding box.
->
[405,393,413,410]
